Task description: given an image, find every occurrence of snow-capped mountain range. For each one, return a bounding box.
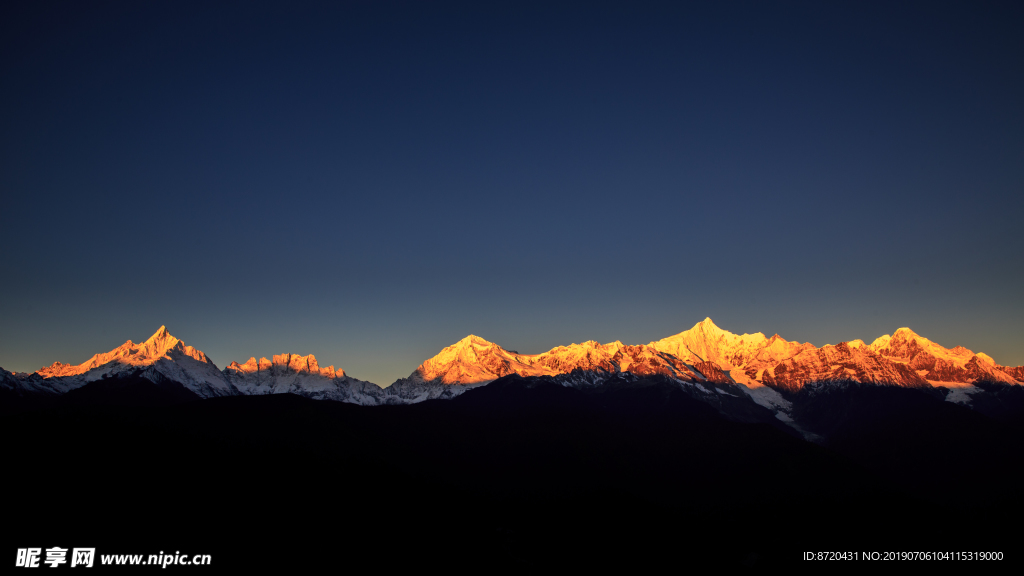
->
[3,319,1022,437]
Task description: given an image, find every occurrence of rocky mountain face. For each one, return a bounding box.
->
[399,334,705,386]
[4,320,1022,439]
[222,353,384,405]
[403,318,1023,392]
[761,341,930,392]
[1000,365,1024,381]
[34,325,213,377]
[4,326,234,398]
[870,328,1018,384]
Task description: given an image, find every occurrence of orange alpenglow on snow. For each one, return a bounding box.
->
[404,318,1024,390]
[25,320,1024,393]
[225,353,344,379]
[35,325,213,378]
[406,333,713,386]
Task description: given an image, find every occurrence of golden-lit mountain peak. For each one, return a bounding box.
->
[891,327,923,340]
[226,352,343,379]
[137,325,182,358]
[869,326,1016,385]
[451,334,496,348]
[651,318,768,368]
[975,352,996,365]
[414,334,538,385]
[33,326,214,379]
[698,317,718,328]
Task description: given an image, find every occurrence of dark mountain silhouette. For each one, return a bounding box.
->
[6,373,1022,571]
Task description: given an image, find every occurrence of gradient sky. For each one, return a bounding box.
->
[2,1,1022,385]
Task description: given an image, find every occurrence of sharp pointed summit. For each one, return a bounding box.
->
[6,319,1023,419]
[651,318,769,368]
[143,325,175,349]
[19,326,232,398]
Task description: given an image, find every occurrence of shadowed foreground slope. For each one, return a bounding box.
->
[6,374,1022,571]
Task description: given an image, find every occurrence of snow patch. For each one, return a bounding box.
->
[736,383,793,413]
[937,383,982,405]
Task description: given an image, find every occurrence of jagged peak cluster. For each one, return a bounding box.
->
[407,318,1023,392]
[35,325,213,379]
[226,353,345,379]
[5,320,1021,444]
[9,320,1023,403]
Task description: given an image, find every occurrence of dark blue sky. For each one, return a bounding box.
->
[2,1,1022,384]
